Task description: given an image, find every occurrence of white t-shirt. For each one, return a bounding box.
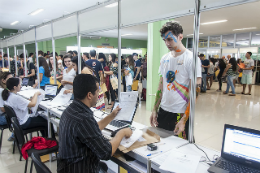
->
[0,88,4,115]
[159,50,202,113]
[4,93,30,125]
[63,68,76,90]
[243,58,254,75]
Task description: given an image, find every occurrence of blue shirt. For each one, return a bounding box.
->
[39,66,50,86]
[201,59,209,74]
[0,60,8,68]
[85,59,103,81]
[134,59,141,80]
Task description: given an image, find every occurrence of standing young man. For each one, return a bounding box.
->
[241,52,254,95]
[86,50,104,83]
[19,53,36,86]
[200,54,210,93]
[150,22,201,140]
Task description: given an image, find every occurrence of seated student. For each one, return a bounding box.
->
[0,72,14,141]
[57,74,132,173]
[2,77,53,137]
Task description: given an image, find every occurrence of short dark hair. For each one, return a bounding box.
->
[90,50,96,57]
[62,53,73,67]
[29,53,34,57]
[51,52,58,57]
[247,52,252,56]
[3,54,8,58]
[83,52,89,59]
[199,54,204,57]
[68,51,73,55]
[73,50,78,55]
[19,53,27,59]
[160,21,183,37]
[38,50,44,56]
[73,74,99,100]
[132,53,138,57]
[59,55,63,59]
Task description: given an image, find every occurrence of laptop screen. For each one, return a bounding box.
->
[22,78,29,86]
[223,128,260,163]
[44,85,58,96]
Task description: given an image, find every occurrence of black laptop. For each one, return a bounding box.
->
[208,124,260,173]
[44,84,58,100]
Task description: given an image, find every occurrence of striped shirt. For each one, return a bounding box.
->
[57,99,112,173]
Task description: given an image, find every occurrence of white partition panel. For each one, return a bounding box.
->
[36,24,52,41]
[121,0,195,27]
[24,29,35,43]
[2,41,7,48]
[15,34,23,46]
[79,1,118,34]
[0,41,3,48]
[7,39,14,47]
[53,15,77,38]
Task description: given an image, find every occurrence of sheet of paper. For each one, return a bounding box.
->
[49,88,72,107]
[120,129,143,148]
[113,101,137,121]
[159,149,200,173]
[120,92,138,102]
[151,151,171,166]
[31,89,45,116]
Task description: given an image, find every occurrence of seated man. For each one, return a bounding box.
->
[57,74,132,173]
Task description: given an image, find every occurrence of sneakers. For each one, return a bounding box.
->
[8,136,14,142]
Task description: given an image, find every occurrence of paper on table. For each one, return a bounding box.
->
[49,88,72,107]
[31,89,45,116]
[159,149,200,173]
[120,129,143,148]
[151,151,171,166]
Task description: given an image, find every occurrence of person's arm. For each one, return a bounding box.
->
[27,91,41,107]
[0,107,5,113]
[124,69,130,76]
[63,89,73,94]
[109,128,132,155]
[222,64,231,76]
[134,67,141,80]
[97,106,121,130]
[243,65,254,70]
[104,71,113,75]
[28,69,35,78]
[56,75,63,80]
[150,76,163,127]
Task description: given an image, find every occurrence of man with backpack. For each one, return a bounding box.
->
[19,53,36,86]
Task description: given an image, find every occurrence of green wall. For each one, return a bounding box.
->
[0,28,18,39]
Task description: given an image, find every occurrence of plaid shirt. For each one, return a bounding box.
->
[57,99,112,173]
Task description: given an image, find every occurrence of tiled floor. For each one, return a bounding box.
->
[1,82,260,172]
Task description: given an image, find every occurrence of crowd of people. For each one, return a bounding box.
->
[200,51,255,96]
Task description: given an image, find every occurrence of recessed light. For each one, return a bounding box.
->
[187,33,203,36]
[10,21,20,25]
[121,34,133,36]
[29,9,44,16]
[106,2,118,8]
[256,34,260,35]
[233,27,257,31]
[201,20,227,25]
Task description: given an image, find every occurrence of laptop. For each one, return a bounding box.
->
[105,100,138,132]
[44,84,58,100]
[22,77,30,86]
[208,124,260,173]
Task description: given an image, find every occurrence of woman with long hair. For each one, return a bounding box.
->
[2,77,54,137]
[104,53,118,109]
[61,53,76,90]
[49,55,63,83]
[39,57,51,89]
[216,59,226,91]
[223,58,239,96]
[125,55,135,92]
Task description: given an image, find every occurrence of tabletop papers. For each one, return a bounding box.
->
[31,89,45,116]
[120,129,143,148]
[48,88,72,107]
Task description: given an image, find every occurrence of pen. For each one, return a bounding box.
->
[147,151,162,156]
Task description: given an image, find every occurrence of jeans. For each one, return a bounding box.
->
[126,85,132,92]
[217,71,223,90]
[226,75,236,94]
[109,82,116,102]
[201,74,207,92]
[0,114,7,125]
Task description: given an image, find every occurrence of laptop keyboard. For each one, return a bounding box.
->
[216,160,260,173]
[109,120,128,128]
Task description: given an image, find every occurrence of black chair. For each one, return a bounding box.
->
[11,117,58,173]
[31,153,52,173]
[0,123,8,153]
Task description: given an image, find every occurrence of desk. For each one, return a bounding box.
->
[18,88,221,173]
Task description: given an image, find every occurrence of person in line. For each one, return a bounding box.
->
[237,59,243,85]
[28,53,34,63]
[141,55,147,101]
[206,58,215,90]
[1,54,9,69]
[19,53,36,86]
[216,59,226,92]
[150,22,201,140]
[67,51,73,55]
[241,52,254,95]
[121,56,127,92]
[61,54,76,90]
[223,58,239,96]
[0,72,14,141]
[2,77,54,137]
[44,53,50,63]
[72,50,78,57]
[132,53,141,91]
[57,74,132,173]
[225,55,231,64]
[10,55,21,77]
[200,54,209,93]
[86,50,104,84]
[83,52,90,62]
[49,55,63,83]
[98,53,107,69]
[103,62,111,105]
[104,54,118,109]
[58,54,63,61]
[38,57,51,90]
[124,55,135,92]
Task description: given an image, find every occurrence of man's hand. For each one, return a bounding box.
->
[63,90,72,94]
[110,106,122,118]
[174,120,185,136]
[119,128,133,138]
[150,111,158,127]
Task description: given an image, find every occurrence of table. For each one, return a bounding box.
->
[18,88,220,173]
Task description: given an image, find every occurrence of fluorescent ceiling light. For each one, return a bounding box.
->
[10,21,19,25]
[201,20,227,25]
[233,27,256,31]
[256,34,260,35]
[121,34,133,36]
[106,2,118,8]
[187,33,203,36]
[29,9,44,16]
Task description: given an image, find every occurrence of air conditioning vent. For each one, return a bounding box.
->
[102,43,110,46]
[81,35,101,40]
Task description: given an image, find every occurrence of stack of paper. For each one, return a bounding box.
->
[120,129,143,148]
[31,89,45,116]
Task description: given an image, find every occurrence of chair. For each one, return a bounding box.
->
[11,117,58,173]
[31,153,52,173]
[0,124,8,153]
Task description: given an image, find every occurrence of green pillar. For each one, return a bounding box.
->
[146,20,170,111]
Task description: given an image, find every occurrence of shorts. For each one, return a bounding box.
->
[157,108,189,140]
[241,74,252,85]
[207,74,214,77]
